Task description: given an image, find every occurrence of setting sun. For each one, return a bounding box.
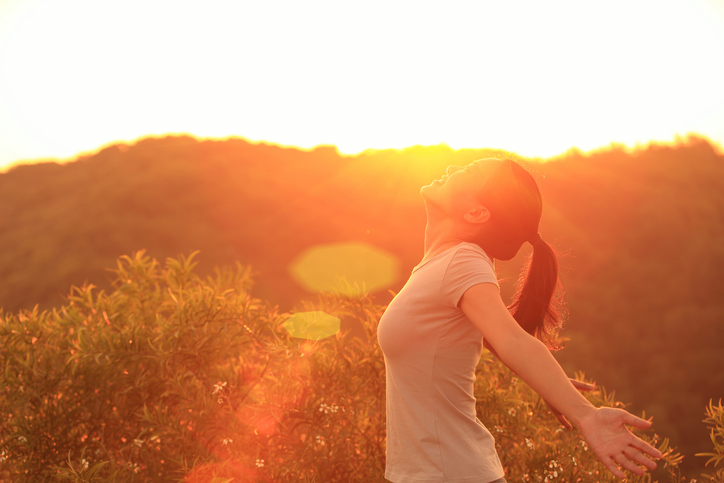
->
[1,0,723,169]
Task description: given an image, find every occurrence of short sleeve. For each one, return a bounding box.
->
[440,245,499,308]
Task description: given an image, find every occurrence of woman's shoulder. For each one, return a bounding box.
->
[413,242,493,274]
[449,242,493,263]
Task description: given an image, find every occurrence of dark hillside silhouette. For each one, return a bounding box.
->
[1,135,722,475]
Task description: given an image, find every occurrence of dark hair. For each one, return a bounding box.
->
[508,236,565,350]
[475,159,565,350]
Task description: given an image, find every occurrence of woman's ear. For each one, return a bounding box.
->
[463,205,491,224]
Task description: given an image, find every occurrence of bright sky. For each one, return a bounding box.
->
[1,0,723,170]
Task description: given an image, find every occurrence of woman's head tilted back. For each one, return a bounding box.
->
[422,158,564,349]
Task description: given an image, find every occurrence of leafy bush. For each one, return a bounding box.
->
[0,252,386,482]
[0,252,698,482]
[697,400,724,482]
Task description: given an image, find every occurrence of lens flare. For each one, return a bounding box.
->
[283,311,341,340]
[288,241,400,296]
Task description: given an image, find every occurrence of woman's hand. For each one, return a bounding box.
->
[577,407,662,479]
[545,379,595,429]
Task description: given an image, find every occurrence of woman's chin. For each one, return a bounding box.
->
[420,180,441,194]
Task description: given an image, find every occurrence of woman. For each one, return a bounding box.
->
[377,158,661,483]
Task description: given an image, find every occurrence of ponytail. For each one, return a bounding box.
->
[507,234,565,351]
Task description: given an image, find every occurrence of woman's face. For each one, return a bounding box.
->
[420,159,500,216]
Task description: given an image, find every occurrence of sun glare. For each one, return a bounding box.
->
[0,0,723,168]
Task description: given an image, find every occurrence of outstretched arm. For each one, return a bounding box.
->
[484,337,595,430]
[460,282,661,479]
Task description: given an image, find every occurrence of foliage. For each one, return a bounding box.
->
[696,400,724,482]
[476,363,690,483]
[0,252,708,482]
[0,251,387,482]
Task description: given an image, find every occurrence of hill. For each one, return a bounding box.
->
[1,135,723,475]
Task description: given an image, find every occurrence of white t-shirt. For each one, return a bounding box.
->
[377,242,505,483]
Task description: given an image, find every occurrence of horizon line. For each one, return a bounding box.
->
[2,131,722,174]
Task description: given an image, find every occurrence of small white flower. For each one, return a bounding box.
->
[255,458,264,467]
[553,470,558,477]
[133,438,144,447]
[213,381,227,395]
[223,438,233,445]
[525,438,534,449]
[581,441,589,451]
[81,458,89,470]
[571,456,577,466]
[319,403,340,414]
[218,397,224,404]
[0,450,7,462]
[18,436,27,443]
[315,435,326,446]
[508,408,516,416]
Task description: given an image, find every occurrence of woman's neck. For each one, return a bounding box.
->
[422,217,472,263]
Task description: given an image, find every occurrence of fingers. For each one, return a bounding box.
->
[629,435,663,459]
[569,378,595,392]
[623,446,658,471]
[604,438,660,479]
[555,413,572,430]
[544,399,573,430]
[623,411,653,430]
[582,407,662,479]
[604,447,659,480]
[619,410,662,459]
[601,455,626,480]
[612,453,647,477]
[548,404,572,430]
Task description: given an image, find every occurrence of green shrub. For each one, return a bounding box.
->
[0,252,693,482]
